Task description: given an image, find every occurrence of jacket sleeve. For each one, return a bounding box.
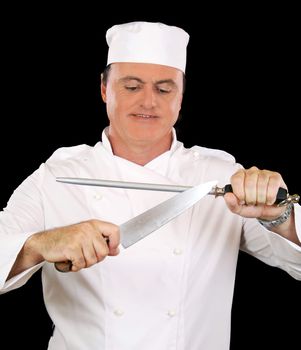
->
[240,203,301,280]
[0,164,46,293]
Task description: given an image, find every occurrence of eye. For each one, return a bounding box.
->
[156,85,172,94]
[125,85,141,91]
[158,88,170,94]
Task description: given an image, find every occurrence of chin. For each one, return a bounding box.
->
[130,125,161,139]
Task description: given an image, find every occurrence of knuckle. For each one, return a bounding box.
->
[232,169,244,179]
[89,219,99,227]
[271,171,282,182]
[248,166,259,172]
[259,171,270,181]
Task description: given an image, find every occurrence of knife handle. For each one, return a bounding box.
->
[55,260,72,273]
[224,185,288,205]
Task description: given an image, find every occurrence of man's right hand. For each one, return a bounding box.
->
[8,219,120,278]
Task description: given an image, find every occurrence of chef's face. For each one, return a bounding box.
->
[101,62,183,148]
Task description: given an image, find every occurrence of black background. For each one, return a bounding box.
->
[1,5,300,349]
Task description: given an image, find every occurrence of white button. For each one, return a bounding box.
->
[173,248,183,255]
[167,310,176,317]
[193,151,199,158]
[93,194,103,200]
[113,309,124,317]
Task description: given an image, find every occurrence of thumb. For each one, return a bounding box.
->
[224,192,242,214]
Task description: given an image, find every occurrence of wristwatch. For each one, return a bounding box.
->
[258,202,294,229]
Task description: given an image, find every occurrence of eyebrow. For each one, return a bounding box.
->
[119,76,177,87]
[119,76,145,84]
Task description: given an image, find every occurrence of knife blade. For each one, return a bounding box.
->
[120,180,217,248]
[54,180,217,272]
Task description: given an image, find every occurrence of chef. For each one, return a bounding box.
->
[0,21,300,350]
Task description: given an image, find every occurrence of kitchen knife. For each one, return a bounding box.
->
[54,180,217,272]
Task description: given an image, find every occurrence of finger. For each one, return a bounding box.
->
[244,166,260,205]
[230,169,246,204]
[256,170,270,205]
[57,238,87,272]
[82,243,103,268]
[70,253,86,272]
[101,236,120,255]
[224,192,242,214]
[92,235,110,262]
[266,171,286,206]
[95,221,120,252]
[108,246,120,256]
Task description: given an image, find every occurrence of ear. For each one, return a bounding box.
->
[100,74,107,103]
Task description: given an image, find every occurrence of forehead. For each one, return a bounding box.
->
[109,62,183,84]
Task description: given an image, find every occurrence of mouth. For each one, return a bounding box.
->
[131,113,159,119]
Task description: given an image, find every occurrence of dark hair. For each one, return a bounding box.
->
[101,64,186,93]
[101,64,112,86]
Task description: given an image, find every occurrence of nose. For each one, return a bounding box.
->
[140,86,157,109]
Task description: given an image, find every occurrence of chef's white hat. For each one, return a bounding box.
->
[106,21,190,73]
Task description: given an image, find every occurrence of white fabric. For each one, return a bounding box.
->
[106,21,190,73]
[1,129,301,350]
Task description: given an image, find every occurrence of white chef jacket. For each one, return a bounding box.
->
[1,128,301,350]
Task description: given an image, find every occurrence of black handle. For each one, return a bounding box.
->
[224,185,287,205]
[55,260,73,273]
